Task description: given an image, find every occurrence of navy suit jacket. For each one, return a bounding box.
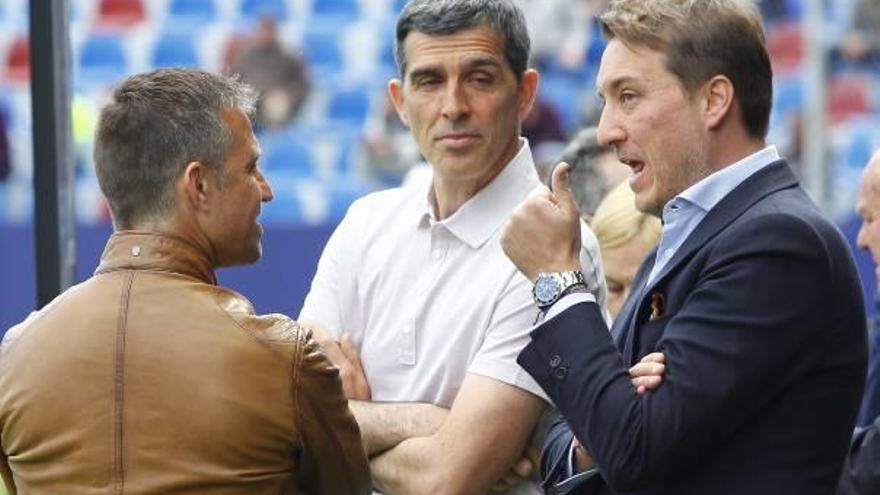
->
[519,161,868,495]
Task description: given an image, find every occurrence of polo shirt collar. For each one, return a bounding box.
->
[418,138,539,249]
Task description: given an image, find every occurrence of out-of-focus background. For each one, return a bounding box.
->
[0,0,877,332]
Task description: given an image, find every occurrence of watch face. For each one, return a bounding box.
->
[534,275,561,305]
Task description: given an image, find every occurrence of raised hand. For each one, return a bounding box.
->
[501,162,583,281]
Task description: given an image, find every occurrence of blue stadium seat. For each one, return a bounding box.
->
[302,28,343,78]
[151,33,200,68]
[773,74,803,120]
[313,0,360,21]
[260,180,303,224]
[168,0,218,25]
[326,177,368,221]
[846,130,874,171]
[328,88,370,127]
[240,0,288,20]
[538,74,582,134]
[263,136,314,176]
[379,29,398,73]
[78,34,128,88]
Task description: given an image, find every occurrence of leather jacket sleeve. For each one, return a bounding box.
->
[295,333,372,495]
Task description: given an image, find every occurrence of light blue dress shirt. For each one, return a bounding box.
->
[646,145,781,285]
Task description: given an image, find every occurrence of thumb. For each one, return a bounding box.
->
[550,162,578,214]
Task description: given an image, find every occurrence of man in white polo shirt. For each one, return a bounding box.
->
[299,1,606,494]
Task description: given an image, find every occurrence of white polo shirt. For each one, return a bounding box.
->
[300,140,606,407]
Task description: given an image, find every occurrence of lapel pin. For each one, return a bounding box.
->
[649,292,666,321]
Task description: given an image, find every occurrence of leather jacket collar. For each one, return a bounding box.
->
[95,231,217,285]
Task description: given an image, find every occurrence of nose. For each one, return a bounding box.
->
[441,81,470,122]
[596,104,624,147]
[257,169,274,202]
[857,222,868,251]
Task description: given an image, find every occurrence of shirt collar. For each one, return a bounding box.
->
[417,138,539,248]
[672,145,780,215]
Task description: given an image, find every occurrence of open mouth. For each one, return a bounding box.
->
[620,158,647,188]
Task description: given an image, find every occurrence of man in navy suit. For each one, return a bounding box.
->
[501,0,868,493]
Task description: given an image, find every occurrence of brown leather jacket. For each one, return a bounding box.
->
[0,232,371,494]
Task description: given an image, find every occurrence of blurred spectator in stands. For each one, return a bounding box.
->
[522,99,565,149]
[361,94,422,186]
[839,0,880,68]
[0,111,9,182]
[591,182,661,319]
[555,126,629,220]
[839,149,880,495]
[229,17,310,130]
[522,0,608,74]
[72,93,99,178]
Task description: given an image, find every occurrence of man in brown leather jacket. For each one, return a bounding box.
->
[0,68,371,494]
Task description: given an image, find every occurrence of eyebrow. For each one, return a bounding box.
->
[597,75,639,98]
[408,56,504,83]
[408,66,442,83]
[460,56,503,72]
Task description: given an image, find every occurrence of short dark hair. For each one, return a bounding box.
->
[394,0,531,80]
[94,69,256,229]
[600,0,773,138]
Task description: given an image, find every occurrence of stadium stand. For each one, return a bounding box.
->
[0,0,877,232]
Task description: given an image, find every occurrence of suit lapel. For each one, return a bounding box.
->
[642,161,798,296]
[615,250,656,363]
[615,161,800,364]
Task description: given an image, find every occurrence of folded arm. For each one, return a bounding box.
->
[521,214,852,490]
[368,373,546,495]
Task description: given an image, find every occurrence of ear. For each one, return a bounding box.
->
[517,69,539,120]
[387,78,409,127]
[702,75,735,131]
[181,160,213,211]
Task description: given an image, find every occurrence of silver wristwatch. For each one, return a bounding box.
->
[533,271,587,309]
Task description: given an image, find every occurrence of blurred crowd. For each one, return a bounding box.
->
[1,0,879,226]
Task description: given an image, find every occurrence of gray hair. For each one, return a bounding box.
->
[394,0,531,80]
[94,68,256,229]
[560,127,613,218]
